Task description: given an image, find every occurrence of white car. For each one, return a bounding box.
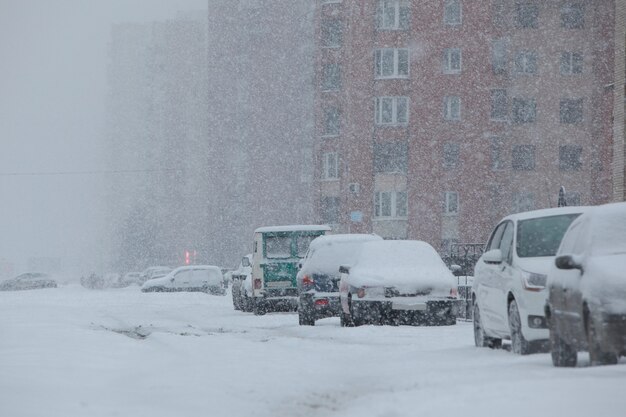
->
[339,240,459,326]
[0,272,57,291]
[141,265,225,295]
[231,254,253,311]
[296,234,382,326]
[472,206,587,354]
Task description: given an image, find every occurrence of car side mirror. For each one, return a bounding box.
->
[298,262,303,270]
[555,255,583,272]
[170,277,175,282]
[450,264,462,276]
[339,265,350,274]
[483,249,503,265]
[242,257,250,267]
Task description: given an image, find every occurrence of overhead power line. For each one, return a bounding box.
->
[0,168,183,177]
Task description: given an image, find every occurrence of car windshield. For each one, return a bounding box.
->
[516,214,580,258]
[265,236,292,259]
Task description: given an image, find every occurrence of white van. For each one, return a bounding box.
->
[472,206,587,354]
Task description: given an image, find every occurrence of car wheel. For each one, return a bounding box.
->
[508,299,531,355]
[549,323,577,367]
[253,297,266,316]
[587,315,618,365]
[298,300,315,326]
[473,303,502,349]
[232,290,241,310]
[349,296,363,327]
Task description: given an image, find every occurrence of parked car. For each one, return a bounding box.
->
[545,202,626,366]
[231,254,252,310]
[472,206,587,354]
[140,266,172,284]
[0,272,57,291]
[339,240,459,326]
[141,265,225,294]
[249,225,331,315]
[296,234,383,326]
[120,272,142,286]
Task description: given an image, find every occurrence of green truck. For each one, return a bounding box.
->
[250,225,331,315]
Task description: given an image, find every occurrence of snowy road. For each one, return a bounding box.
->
[1,286,624,417]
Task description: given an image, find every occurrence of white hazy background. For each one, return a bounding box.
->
[0,0,207,276]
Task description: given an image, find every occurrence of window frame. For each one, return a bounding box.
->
[443,48,462,74]
[444,191,459,216]
[559,98,584,124]
[321,152,339,180]
[444,96,461,121]
[560,51,583,75]
[444,0,462,26]
[374,190,408,219]
[375,96,409,126]
[374,48,410,79]
[514,50,538,75]
[376,0,410,31]
[512,145,536,171]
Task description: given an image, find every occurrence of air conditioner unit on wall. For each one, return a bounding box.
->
[348,183,360,195]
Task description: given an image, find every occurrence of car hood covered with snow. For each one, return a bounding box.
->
[347,240,456,296]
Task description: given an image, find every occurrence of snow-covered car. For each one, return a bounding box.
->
[231,254,252,310]
[140,266,172,284]
[120,272,142,286]
[545,202,626,367]
[296,234,382,326]
[339,240,459,326]
[0,272,57,291]
[141,265,225,295]
[472,206,588,354]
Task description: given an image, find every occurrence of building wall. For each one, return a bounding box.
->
[614,0,626,201]
[314,0,616,251]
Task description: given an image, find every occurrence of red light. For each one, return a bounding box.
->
[314,299,329,306]
[302,275,314,286]
[254,278,262,289]
[450,287,458,298]
[184,251,190,265]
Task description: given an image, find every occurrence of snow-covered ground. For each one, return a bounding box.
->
[1,286,624,417]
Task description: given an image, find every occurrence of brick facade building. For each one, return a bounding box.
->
[313,0,617,250]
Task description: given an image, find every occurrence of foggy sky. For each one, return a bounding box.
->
[0,0,207,276]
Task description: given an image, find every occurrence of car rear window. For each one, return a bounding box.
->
[516,213,580,258]
[265,236,292,259]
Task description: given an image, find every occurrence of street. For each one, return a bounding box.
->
[1,286,624,417]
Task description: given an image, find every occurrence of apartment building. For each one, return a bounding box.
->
[313,0,616,249]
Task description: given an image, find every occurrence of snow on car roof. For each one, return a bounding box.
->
[308,233,381,250]
[171,265,222,272]
[501,205,589,222]
[254,225,331,233]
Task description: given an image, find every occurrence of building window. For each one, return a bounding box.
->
[512,145,535,171]
[375,191,408,218]
[320,197,340,224]
[443,48,462,74]
[515,51,537,74]
[375,48,409,78]
[321,19,342,48]
[444,0,462,25]
[491,138,506,170]
[321,64,341,91]
[374,142,408,173]
[561,3,584,29]
[490,89,508,121]
[560,52,583,75]
[491,38,508,75]
[322,152,339,179]
[560,98,583,124]
[515,3,538,29]
[444,96,461,121]
[512,192,535,213]
[443,142,460,169]
[444,191,459,215]
[375,96,409,125]
[559,145,582,171]
[512,98,536,123]
[376,0,410,30]
[323,107,340,136]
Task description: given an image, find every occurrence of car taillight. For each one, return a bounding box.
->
[357,288,366,298]
[302,275,314,287]
[314,299,329,306]
[450,287,458,298]
[254,278,262,289]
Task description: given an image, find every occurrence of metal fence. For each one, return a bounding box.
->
[441,243,485,321]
